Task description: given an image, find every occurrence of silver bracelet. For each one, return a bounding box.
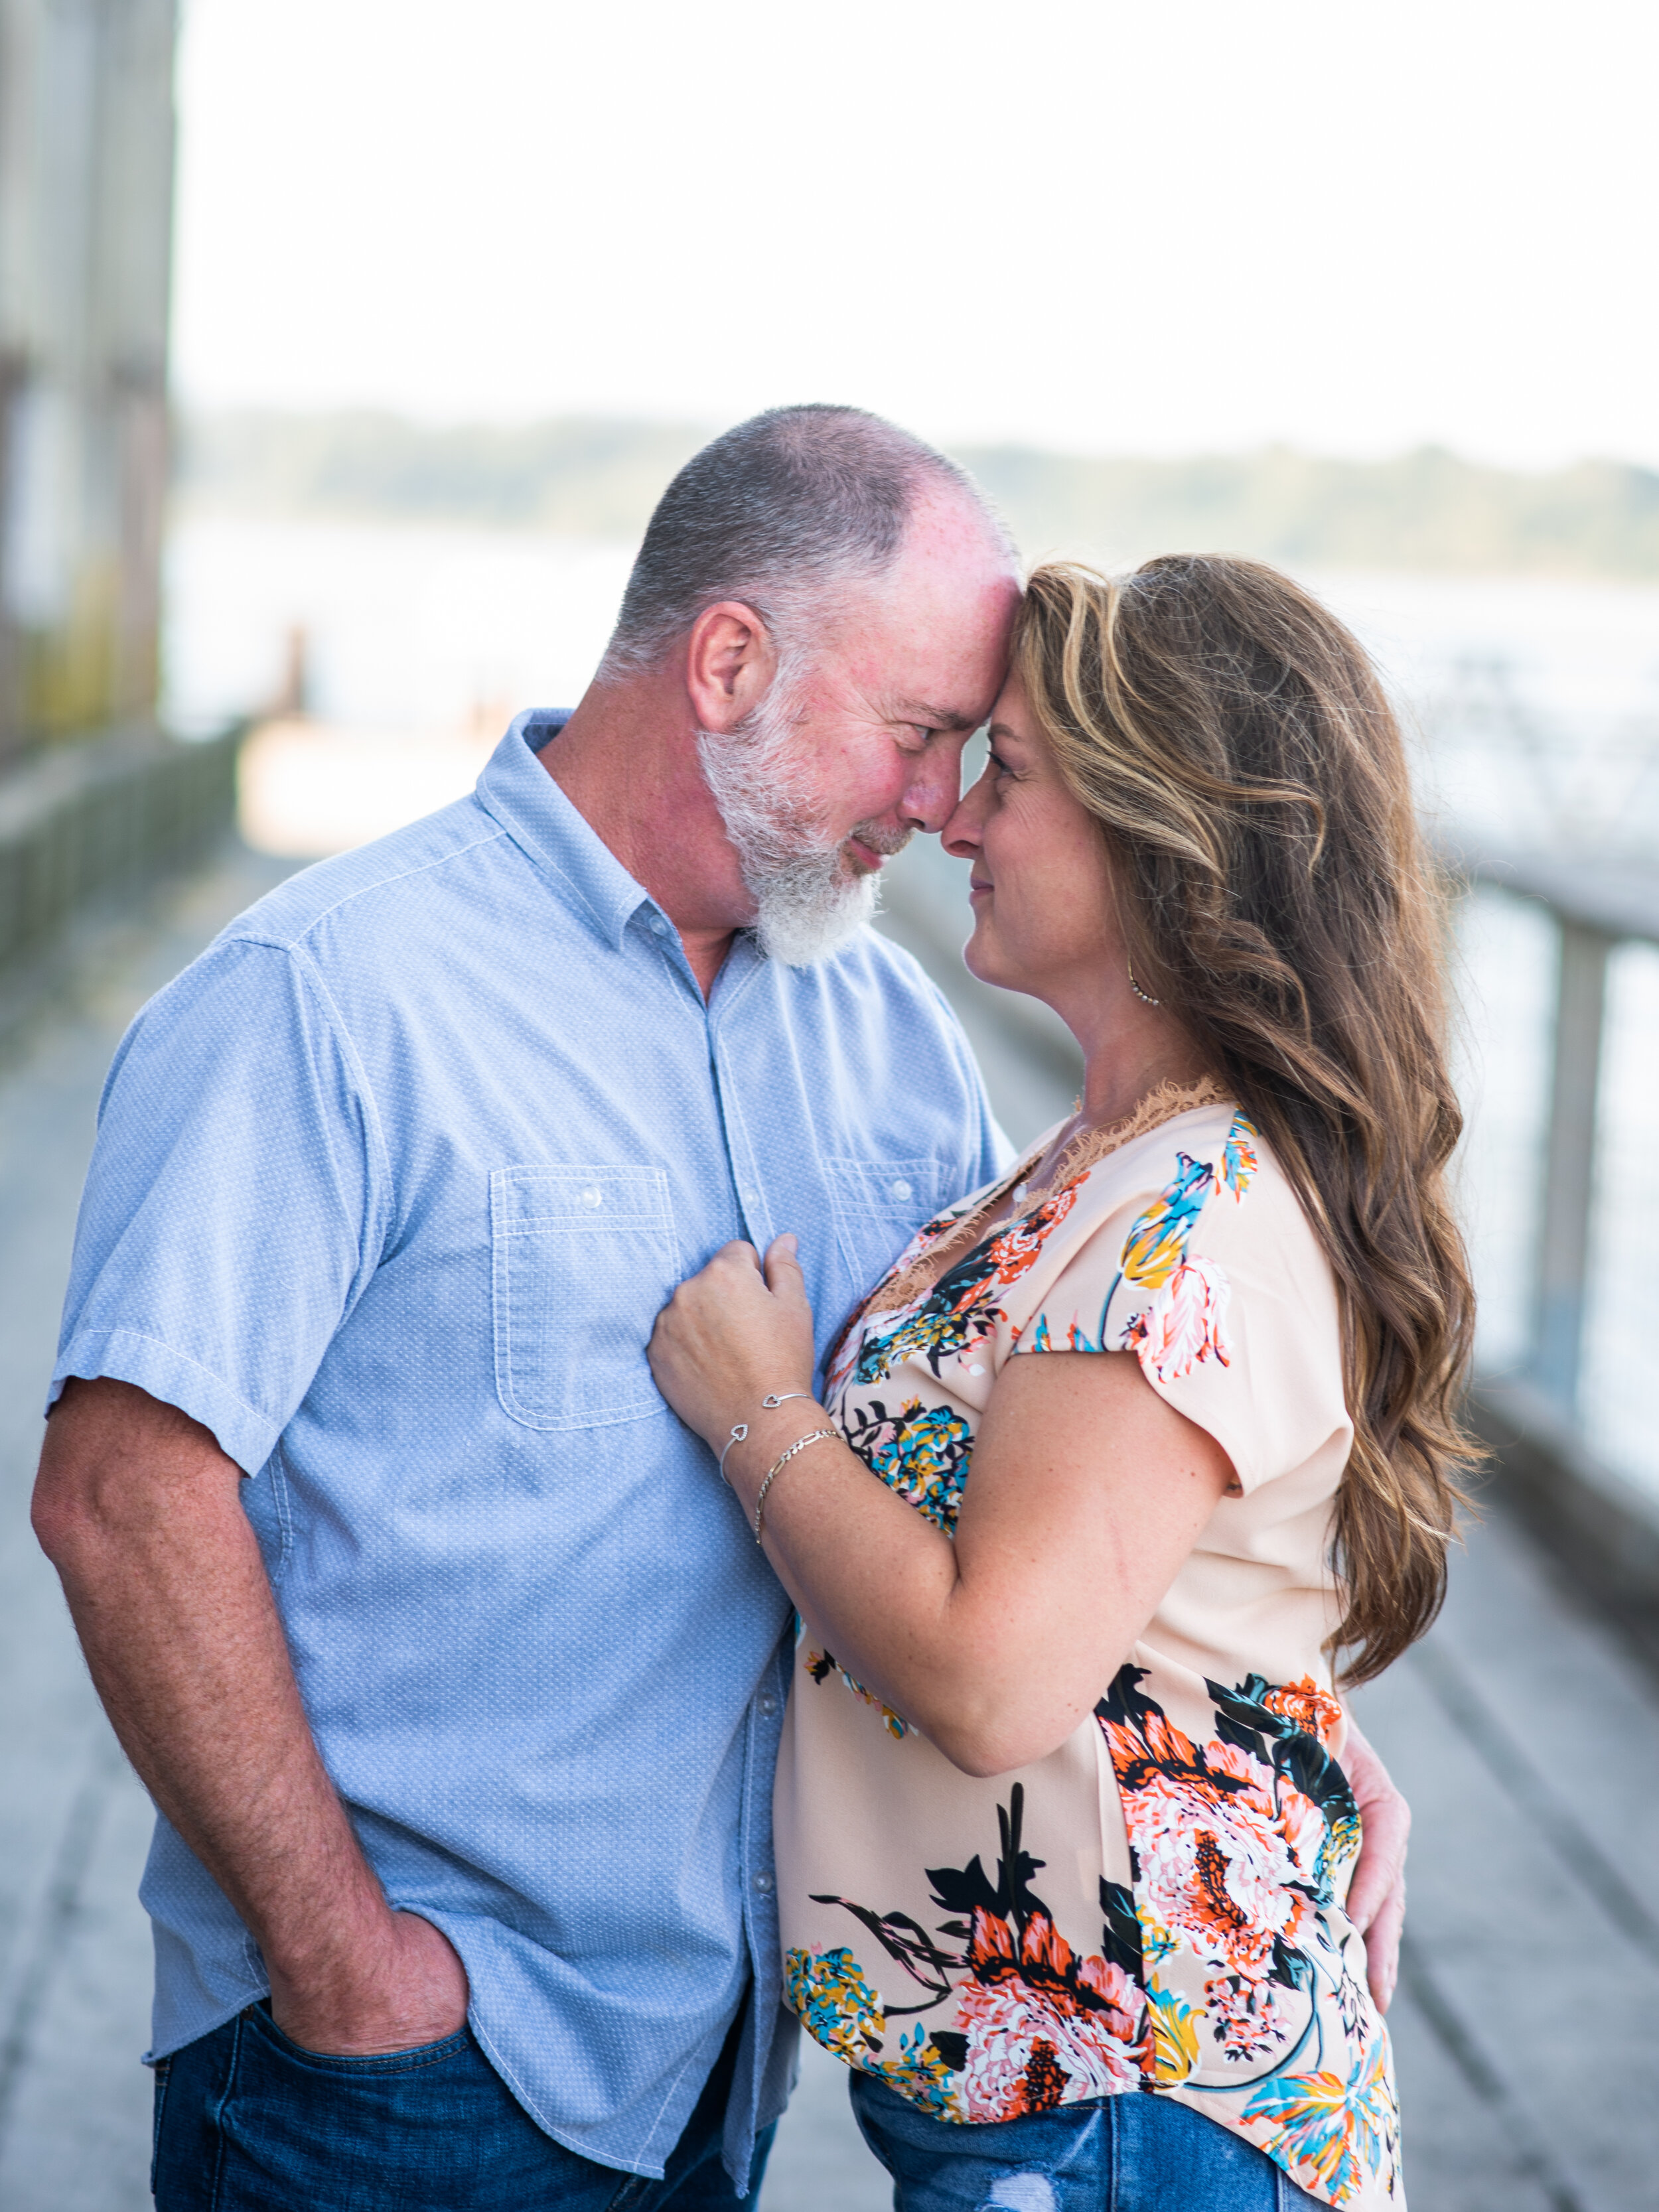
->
[717,1392,814,1485]
[752,1428,837,1542]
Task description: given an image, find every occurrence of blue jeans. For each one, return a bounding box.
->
[151,2002,772,2211]
[849,2072,1323,2212]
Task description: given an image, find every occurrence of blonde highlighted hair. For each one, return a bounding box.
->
[1014,555,1477,1683]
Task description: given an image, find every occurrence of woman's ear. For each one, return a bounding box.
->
[684,602,779,734]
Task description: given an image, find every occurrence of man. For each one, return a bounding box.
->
[33,405,1406,2209]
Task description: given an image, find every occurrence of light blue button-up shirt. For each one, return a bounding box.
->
[52,713,1006,2181]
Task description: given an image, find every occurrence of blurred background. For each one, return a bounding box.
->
[1,1,1657,2206]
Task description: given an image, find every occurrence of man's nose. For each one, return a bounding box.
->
[901,738,969,834]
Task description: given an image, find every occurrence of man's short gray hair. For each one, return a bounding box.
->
[599,403,1012,680]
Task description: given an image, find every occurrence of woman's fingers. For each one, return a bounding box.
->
[658,1245,759,1334]
[1342,1721,1410,1935]
[1362,1871,1405,2014]
[1340,1716,1409,2015]
[648,1233,818,1450]
[763,1233,808,1303]
[709,1240,762,1275]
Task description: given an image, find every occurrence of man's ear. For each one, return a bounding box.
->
[684,602,778,735]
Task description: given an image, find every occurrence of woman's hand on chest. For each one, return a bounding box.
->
[652,1232,1235,1781]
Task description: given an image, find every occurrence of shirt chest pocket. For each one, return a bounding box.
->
[490,1164,680,1432]
[826,1156,952,1301]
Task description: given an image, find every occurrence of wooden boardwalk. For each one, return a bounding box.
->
[0,845,1653,2209]
[0,846,293,2211]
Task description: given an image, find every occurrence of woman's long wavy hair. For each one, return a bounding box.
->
[1013,555,1477,1684]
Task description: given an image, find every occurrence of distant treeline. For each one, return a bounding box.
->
[177,411,1659,580]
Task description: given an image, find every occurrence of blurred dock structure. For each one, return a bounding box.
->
[0,0,241,1038]
[0,10,241,2197]
[1449,850,1659,1657]
[0,0,177,763]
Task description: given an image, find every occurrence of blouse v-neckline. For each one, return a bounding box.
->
[864,1073,1232,1322]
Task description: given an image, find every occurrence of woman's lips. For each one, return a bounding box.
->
[968,876,993,900]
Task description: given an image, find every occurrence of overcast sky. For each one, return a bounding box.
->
[171,0,1659,469]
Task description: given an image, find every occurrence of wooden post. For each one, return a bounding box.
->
[1532,919,1611,1413]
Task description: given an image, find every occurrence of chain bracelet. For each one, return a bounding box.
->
[752,1428,837,1542]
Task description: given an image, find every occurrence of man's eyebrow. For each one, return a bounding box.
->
[897,701,983,732]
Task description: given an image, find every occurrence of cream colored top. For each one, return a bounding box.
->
[775,1094,1402,2209]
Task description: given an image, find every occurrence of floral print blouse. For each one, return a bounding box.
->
[775,1089,1400,2209]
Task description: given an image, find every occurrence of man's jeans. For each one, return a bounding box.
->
[850,2069,1324,2212]
[151,2002,772,2211]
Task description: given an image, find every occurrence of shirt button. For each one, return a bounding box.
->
[650,916,668,936]
[752,1869,774,1895]
[757,1692,778,1718]
[889,1178,913,1202]
[579,1186,603,1208]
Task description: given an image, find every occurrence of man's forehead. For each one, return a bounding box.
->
[814,504,1019,719]
[835,596,1013,726]
[887,573,1019,709]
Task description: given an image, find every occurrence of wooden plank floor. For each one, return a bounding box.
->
[0,845,1653,2208]
[0,844,294,2212]
[1351,1510,1659,2212]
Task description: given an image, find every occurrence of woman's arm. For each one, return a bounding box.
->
[648,1235,1232,1777]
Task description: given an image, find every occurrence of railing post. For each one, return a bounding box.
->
[1532,919,1611,1413]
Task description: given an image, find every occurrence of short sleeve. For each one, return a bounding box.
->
[50,937,390,1474]
[1017,1128,1351,1497]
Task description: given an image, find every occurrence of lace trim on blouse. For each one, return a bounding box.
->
[864,1073,1231,1320]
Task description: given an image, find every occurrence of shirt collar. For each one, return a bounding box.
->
[474,710,659,950]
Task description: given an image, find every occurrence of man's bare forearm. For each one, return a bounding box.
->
[32,1378,466,2051]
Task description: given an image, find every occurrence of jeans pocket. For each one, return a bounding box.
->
[246,2002,474,2075]
[150,2055,172,2195]
[207,2004,568,2210]
[490,1164,681,1431]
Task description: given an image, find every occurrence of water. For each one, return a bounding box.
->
[164,514,636,736]
[161,514,1659,1497]
[165,526,1659,839]
[1307,570,1659,859]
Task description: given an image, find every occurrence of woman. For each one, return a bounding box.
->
[649,556,1473,2210]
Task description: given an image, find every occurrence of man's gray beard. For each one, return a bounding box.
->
[697,684,897,967]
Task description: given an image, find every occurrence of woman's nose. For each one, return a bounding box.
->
[941,796,982,859]
[941,768,990,858]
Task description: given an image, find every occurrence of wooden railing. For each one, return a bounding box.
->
[1455,847,1659,1418]
[0,720,243,1042]
[1445,844,1659,1650]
